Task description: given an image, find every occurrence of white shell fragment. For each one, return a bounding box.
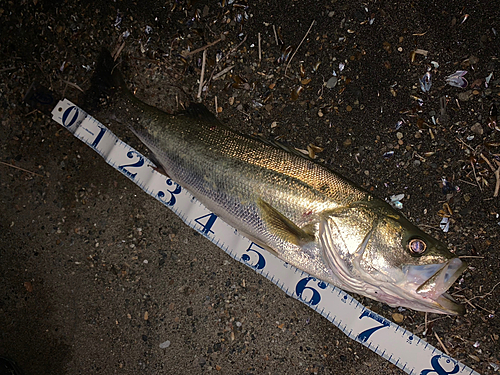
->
[440,217,450,232]
[159,340,171,349]
[420,72,432,92]
[445,70,468,88]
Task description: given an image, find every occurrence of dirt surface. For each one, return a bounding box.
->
[1,0,499,374]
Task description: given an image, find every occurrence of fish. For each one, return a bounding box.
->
[85,49,467,315]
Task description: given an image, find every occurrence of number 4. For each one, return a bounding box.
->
[194,213,218,235]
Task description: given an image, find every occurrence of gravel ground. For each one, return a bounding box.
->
[1,1,499,374]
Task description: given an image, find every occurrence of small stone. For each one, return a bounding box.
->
[458,90,473,101]
[396,132,403,139]
[468,354,480,362]
[144,311,149,320]
[392,313,404,323]
[24,281,33,292]
[159,340,171,349]
[471,123,483,135]
[187,307,193,316]
[346,105,352,112]
[326,77,338,89]
[216,365,222,371]
[415,132,422,139]
[343,138,352,146]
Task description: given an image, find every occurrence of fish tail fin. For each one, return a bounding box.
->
[83,48,127,110]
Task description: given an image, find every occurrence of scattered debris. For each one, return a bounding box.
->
[440,217,450,233]
[387,194,404,209]
[445,70,468,88]
[419,72,432,92]
[326,77,338,89]
[159,340,171,349]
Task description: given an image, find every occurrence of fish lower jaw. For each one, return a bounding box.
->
[348,281,464,315]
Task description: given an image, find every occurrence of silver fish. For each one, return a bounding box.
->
[85,49,467,315]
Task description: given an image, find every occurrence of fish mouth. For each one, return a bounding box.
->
[405,258,468,314]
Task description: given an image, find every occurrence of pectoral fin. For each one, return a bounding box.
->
[257,198,315,246]
[147,152,170,177]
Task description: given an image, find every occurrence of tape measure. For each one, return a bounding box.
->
[49,98,480,375]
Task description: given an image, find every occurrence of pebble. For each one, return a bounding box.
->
[458,90,473,101]
[392,313,404,323]
[468,354,480,362]
[326,77,338,89]
[159,340,171,349]
[396,132,403,139]
[471,123,483,135]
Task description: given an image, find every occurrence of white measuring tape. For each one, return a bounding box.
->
[51,99,480,375]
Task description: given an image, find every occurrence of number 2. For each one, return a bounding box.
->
[118,151,144,179]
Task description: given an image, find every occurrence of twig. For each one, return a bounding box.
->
[25,109,39,117]
[494,160,500,198]
[470,160,482,191]
[258,32,262,62]
[113,41,126,60]
[206,36,247,87]
[214,95,218,116]
[0,161,44,177]
[434,332,450,355]
[197,50,207,100]
[458,255,485,259]
[284,20,315,76]
[182,38,222,57]
[480,153,495,172]
[212,65,235,80]
[469,281,500,302]
[0,66,16,73]
[424,312,428,336]
[272,25,279,45]
[455,136,475,152]
[458,179,478,187]
[62,80,84,93]
[461,296,478,311]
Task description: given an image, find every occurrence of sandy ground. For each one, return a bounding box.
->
[1,0,499,374]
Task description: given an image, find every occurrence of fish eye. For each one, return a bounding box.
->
[408,238,427,256]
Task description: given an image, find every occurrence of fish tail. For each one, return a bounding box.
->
[84,48,166,119]
[83,48,127,111]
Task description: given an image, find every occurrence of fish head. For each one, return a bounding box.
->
[320,200,467,314]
